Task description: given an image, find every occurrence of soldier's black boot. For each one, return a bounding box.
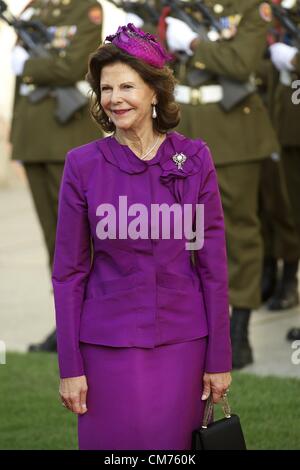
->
[286,327,300,341]
[28,329,57,352]
[268,260,299,311]
[261,257,277,302]
[230,308,253,369]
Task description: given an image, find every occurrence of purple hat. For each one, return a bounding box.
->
[105,23,172,69]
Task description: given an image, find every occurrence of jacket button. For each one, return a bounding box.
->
[214,4,224,14]
[243,106,251,115]
[23,76,33,84]
[194,61,206,70]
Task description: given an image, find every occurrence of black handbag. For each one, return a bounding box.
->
[192,393,247,450]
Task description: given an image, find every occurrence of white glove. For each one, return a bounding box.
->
[125,13,144,28]
[165,17,199,56]
[269,43,298,72]
[11,45,30,76]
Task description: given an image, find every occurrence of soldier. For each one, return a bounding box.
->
[260,154,300,310]
[9,0,103,352]
[163,0,279,368]
[257,48,300,310]
[268,0,300,339]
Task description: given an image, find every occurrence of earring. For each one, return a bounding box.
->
[152,105,157,119]
[108,116,111,123]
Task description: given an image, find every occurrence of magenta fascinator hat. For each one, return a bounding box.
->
[105,23,173,69]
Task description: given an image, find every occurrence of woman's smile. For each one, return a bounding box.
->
[111,109,133,116]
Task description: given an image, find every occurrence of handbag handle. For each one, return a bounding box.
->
[202,392,231,428]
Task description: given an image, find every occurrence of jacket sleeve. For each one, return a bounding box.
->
[194,145,232,373]
[190,1,269,82]
[52,150,92,379]
[21,3,102,86]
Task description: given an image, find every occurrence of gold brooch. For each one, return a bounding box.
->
[172,153,187,170]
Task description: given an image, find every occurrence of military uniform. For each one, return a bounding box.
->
[161,0,280,368]
[10,0,102,270]
[271,4,300,336]
[170,1,279,311]
[10,0,102,351]
[274,48,300,236]
[257,55,300,308]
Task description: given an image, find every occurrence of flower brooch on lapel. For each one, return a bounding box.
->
[159,133,206,204]
[172,153,187,170]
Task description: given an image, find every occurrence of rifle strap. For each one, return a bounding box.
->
[157,6,171,47]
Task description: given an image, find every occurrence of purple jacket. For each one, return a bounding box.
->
[52,131,232,378]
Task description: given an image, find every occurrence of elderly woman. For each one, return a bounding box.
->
[52,24,232,450]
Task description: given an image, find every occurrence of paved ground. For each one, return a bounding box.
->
[0,162,300,378]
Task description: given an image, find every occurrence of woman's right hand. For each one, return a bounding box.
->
[59,375,88,415]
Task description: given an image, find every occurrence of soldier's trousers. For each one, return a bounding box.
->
[281,146,300,242]
[23,162,65,272]
[260,156,300,261]
[216,161,262,310]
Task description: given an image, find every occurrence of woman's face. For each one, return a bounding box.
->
[100,61,157,132]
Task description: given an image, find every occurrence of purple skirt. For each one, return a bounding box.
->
[78,338,207,450]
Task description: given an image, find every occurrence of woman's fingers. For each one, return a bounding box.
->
[66,392,86,414]
[203,372,232,403]
[61,389,88,414]
[59,376,88,414]
[61,398,68,409]
[70,394,82,414]
[211,383,228,403]
[61,396,72,411]
[212,390,223,404]
[80,388,88,414]
[201,373,211,400]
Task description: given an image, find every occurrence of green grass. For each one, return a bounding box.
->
[0,352,299,450]
[0,352,77,450]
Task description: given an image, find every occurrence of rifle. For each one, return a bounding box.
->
[107,0,160,25]
[161,0,208,36]
[159,0,213,83]
[161,0,256,111]
[189,0,223,34]
[271,2,300,48]
[0,0,88,124]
